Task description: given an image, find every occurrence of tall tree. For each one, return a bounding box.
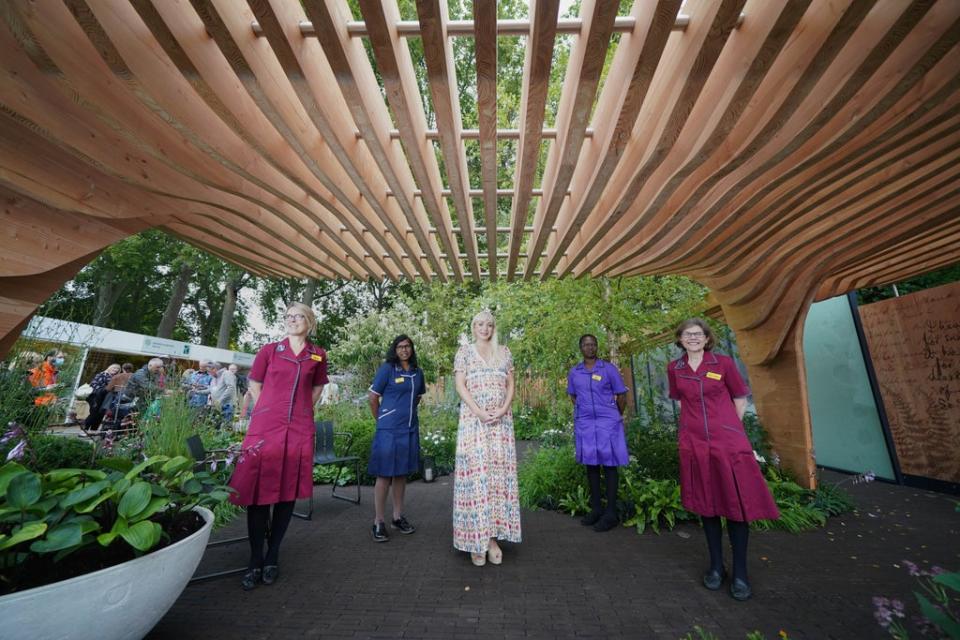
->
[217,267,253,349]
[156,247,199,339]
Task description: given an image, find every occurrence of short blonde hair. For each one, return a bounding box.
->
[286,301,318,334]
[471,309,500,355]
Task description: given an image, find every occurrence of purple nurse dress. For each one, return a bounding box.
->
[667,351,779,522]
[228,338,328,506]
[567,359,629,467]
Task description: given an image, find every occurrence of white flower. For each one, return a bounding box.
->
[753,450,766,464]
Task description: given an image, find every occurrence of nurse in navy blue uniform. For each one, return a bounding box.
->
[367,335,426,542]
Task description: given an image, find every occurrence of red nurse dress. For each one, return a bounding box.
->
[667,351,779,522]
[228,338,328,506]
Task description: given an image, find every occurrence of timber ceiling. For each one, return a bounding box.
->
[1,0,960,362]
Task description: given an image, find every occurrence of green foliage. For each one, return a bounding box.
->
[875,565,960,639]
[625,421,679,481]
[0,456,231,594]
[857,263,960,305]
[620,472,693,534]
[518,444,586,511]
[752,467,854,533]
[18,436,94,474]
[514,405,566,440]
[318,402,459,484]
[557,484,591,517]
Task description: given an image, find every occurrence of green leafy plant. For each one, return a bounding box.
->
[557,484,591,516]
[874,563,960,639]
[0,454,232,595]
[518,443,586,511]
[620,473,692,534]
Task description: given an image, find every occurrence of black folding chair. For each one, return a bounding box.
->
[185,435,247,583]
[294,420,361,520]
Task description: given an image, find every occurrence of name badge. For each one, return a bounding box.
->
[394,377,404,383]
[311,354,323,362]
[706,372,722,380]
[591,374,602,381]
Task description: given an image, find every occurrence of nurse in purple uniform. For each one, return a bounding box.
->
[567,334,629,532]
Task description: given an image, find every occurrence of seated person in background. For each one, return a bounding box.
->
[122,358,165,419]
[84,363,121,431]
[101,363,135,429]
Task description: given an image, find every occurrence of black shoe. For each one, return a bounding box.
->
[730,577,752,601]
[592,512,619,532]
[580,510,602,526]
[391,515,416,535]
[241,568,261,591]
[262,565,279,585]
[702,567,727,591]
[371,522,389,542]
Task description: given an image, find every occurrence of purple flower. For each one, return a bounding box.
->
[209,460,218,472]
[5,439,26,461]
[890,599,905,615]
[930,565,946,576]
[904,560,921,577]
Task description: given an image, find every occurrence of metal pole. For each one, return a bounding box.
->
[67,347,89,415]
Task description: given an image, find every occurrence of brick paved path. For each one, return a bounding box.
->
[150,471,957,639]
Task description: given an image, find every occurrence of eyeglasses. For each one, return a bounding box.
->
[285,313,306,322]
[681,331,705,339]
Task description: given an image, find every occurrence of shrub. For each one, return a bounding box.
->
[625,420,679,481]
[518,444,586,510]
[22,435,95,473]
[619,467,694,534]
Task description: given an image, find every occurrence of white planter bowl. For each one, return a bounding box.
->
[0,506,213,640]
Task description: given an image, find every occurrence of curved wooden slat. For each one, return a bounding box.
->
[505,0,560,280]
[358,0,463,281]
[415,0,480,280]
[474,0,498,280]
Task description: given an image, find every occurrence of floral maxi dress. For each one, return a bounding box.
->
[452,344,522,553]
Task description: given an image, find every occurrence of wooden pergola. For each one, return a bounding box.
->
[2,1,959,486]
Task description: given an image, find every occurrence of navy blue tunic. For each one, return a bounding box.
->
[367,363,425,476]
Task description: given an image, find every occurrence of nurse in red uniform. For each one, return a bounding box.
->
[667,318,778,602]
[228,302,328,590]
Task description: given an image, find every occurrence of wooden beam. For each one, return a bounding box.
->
[251,14,748,37]
[303,0,446,281]
[415,0,481,280]
[598,1,952,277]
[241,0,418,281]
[474,0,498,280]
[540,0,680,277]
[506,0,560,280]
[359,0,464,282]
[557,0,747,277]
[523,0,619,279]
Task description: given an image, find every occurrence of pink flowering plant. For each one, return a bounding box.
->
[874,561,960,639]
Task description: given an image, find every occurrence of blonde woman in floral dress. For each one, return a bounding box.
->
[452,310,522,566]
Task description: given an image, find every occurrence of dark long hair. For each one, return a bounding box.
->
[385,335,418,369]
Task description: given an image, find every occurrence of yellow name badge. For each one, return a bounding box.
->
[311,354,323,362]
[706,372,722,380]
[394,377,404,383]
[591,374,602,381]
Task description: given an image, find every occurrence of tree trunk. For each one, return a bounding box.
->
[92,277,124,327]
[156,262,193,338]
[301,278,317,305]
[217,278,239,349]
